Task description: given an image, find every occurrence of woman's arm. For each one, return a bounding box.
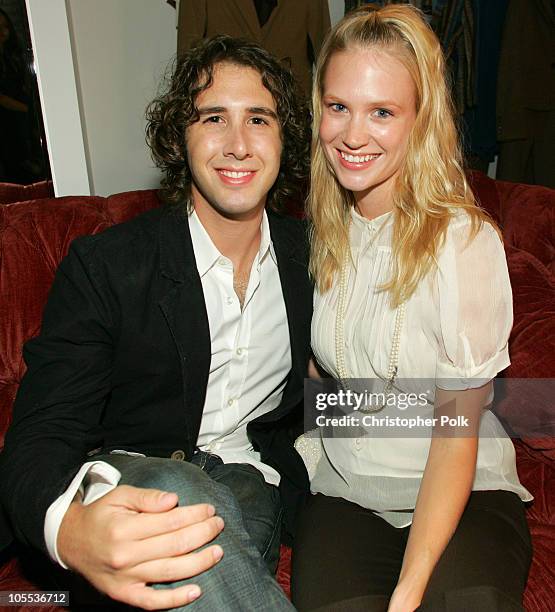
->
[308,356,321,378]
[388,383,490,612]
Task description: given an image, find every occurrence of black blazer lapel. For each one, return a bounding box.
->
[269,213,313,387]
[157,211,211,456]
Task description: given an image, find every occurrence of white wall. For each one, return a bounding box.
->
[65,0,176,196]
[26,0,90,196]
[328,0,345,26]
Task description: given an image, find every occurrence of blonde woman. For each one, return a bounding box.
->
[292,5,532,612]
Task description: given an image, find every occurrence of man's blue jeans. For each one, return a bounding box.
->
[189,450,282,573]
[100,452,294,611]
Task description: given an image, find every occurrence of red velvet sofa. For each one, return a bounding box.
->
[0,173,553,611]
[0,180,54,205]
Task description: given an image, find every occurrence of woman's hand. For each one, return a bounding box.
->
[387,583,422,611]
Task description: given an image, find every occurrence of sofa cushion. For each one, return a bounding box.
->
[468,169,502,224]
[498,181,555,276]
[469,171,555,274]
[493,245,555,463]
[515,442,555,612]
[0,181,54,206]
[506,245,555,379]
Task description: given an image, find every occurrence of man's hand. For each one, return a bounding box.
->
[58,484,224,610]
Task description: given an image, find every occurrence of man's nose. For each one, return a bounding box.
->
[223,124,250,159]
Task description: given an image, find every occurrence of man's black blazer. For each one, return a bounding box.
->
[0,206,312,554]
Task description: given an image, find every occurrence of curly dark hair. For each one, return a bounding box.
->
[146,35,310,212]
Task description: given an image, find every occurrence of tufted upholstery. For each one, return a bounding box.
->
[0,176,553,610]
[468,172,555,276]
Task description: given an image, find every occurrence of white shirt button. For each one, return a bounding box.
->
[218,258,227,266]
[225,296,233,305]
[227,398,235,406]
[236,348,244,355]
[354,438,362,451]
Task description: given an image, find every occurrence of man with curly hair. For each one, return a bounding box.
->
[0,36,311,610]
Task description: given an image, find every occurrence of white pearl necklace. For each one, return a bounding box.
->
[335,250,405,414]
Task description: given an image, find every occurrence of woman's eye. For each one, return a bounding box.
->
[330,103,347,113]
[374,108,392,118]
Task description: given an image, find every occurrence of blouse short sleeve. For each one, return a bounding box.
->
[435,218,513,390]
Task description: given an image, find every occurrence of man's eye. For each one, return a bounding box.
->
[204,116,223,123]
[249,117,269,125]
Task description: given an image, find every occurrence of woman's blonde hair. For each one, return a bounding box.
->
[309,4,492,306]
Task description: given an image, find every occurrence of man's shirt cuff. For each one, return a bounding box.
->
[44,461,122,568]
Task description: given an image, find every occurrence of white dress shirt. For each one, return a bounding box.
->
[310,207,532,527]
[45,209,291,566]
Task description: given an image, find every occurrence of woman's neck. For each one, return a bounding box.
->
[354,182,395,220]
[355,198,394,221]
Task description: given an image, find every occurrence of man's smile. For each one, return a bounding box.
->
[216,169,257,185]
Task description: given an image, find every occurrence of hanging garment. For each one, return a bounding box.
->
[496,0,555,187]
[461,0,509,166]
[254,0,277,27]
[344,1,428,15]
[177,0,331,96]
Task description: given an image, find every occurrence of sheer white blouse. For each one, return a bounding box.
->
[310,207,532,526]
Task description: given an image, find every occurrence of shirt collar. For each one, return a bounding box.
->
[259,209,278,267]
[350,206,394,233]
[188,209,276,278]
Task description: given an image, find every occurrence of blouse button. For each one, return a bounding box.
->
[354,438,362,451]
